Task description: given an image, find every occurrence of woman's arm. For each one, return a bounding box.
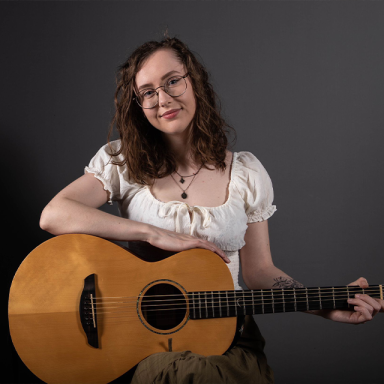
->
[40,173,229,261]
[40,173,148,241]
[240,220,383,323]
[239,220,304,290]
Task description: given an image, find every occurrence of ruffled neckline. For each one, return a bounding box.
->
[144,152,239,211]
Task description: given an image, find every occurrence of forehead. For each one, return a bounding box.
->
[135,49,184,88]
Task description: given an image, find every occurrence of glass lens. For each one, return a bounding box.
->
[165,76,186,96]
[139,90,157,109]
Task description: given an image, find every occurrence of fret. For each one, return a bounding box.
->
[305,287,309,311]
[283,288,294,313]
[307,286,318,310]
[227,291,237,317]
[261,289,264,314]
[321,287,335,310]
[273,289,284,313]
[205,292,208,318]
[293,289,297,312]
[226,291,229,317]
[198,292,202,319]
[318,287,322,310]
[242,291,246,315]
[271,290,275,313]
[219,291,222,318]
[295,288,308,312]
[332,287,335,309]
[211,291,215,318]
[251,290,255,315]
[192,292,196,318]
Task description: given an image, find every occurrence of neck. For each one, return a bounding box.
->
[162,129,200,173]
[188,285,383,319]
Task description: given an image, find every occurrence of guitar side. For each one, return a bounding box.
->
[8,234,236,384]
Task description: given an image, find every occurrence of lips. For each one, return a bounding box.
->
[161,109,181,119]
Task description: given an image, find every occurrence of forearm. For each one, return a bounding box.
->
[244,264,304,290]
[40,197,149,242]
[40,195,228,259]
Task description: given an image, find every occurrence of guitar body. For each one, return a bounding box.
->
[9,234,236,384]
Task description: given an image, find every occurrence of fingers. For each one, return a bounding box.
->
[346,277,382,322]
[348,277,369,288]
[147,226,230,263]
[375,298,384,313]
[347,293,382,321]
[375,299,384,312]
[195,239,231,264]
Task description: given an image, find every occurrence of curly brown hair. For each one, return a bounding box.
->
[107,37,236,185]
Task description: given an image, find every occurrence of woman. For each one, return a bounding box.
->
[40,37,383,384]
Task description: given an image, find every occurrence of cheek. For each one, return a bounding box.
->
[144,110,159,124]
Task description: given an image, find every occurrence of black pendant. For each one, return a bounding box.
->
[181,192,188,199]
[180,178,185,184]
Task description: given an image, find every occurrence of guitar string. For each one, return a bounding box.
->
[82,288,381,321]
[92,301,364,323]
[88,292,381,315]
[86,295,379,318]
[89,298,379,317]
[89,295,379,323]
[89,290,380,311]
[87,288,380,308]
[88,287,379,301]
[88,286,380,302]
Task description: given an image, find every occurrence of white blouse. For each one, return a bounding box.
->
[85,140,276,290]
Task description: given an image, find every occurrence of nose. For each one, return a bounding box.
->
[157,87,172,106]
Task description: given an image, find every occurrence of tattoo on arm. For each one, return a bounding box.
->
[272,277,305,289]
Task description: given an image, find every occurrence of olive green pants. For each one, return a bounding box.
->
[129,316,274,384]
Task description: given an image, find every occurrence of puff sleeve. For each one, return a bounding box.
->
[233,152,277,223]
[84,140,139,205]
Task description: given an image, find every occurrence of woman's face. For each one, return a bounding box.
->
[135,49,196,137]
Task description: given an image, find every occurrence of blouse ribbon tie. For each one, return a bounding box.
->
[158,202,212,236]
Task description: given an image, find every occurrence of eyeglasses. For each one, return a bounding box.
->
[135,73,189,109]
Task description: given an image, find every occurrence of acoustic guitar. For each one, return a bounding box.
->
[9,234,383,384]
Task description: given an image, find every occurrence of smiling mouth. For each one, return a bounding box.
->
[161,109,181,118]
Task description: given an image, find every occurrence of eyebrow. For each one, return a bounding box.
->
[137,70,181,91]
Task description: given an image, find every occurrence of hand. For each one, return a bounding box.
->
[318,277,383,324]
[144,224,231,264]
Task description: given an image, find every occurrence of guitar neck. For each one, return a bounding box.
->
[188,285,383,319]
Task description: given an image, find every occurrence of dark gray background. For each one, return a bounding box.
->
[2,2,383,383]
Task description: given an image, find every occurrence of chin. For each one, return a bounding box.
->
[161,126,189,136]
[154,120,193,137]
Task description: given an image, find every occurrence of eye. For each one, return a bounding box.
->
[167,77,182,87]
[140,89,156,99]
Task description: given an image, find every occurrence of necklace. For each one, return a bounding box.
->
[171,164,203,199]
[175,170,198,184]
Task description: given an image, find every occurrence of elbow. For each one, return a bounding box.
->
[39,204,53,232]
[242,263,276,290]
[40,203,61,234]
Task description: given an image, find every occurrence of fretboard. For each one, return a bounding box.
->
[188,285,383,319]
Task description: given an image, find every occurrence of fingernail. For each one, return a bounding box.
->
[356,294,360,298]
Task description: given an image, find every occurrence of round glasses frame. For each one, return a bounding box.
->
[134,73,189,109]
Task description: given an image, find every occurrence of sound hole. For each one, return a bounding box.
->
[141,283,187,330]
